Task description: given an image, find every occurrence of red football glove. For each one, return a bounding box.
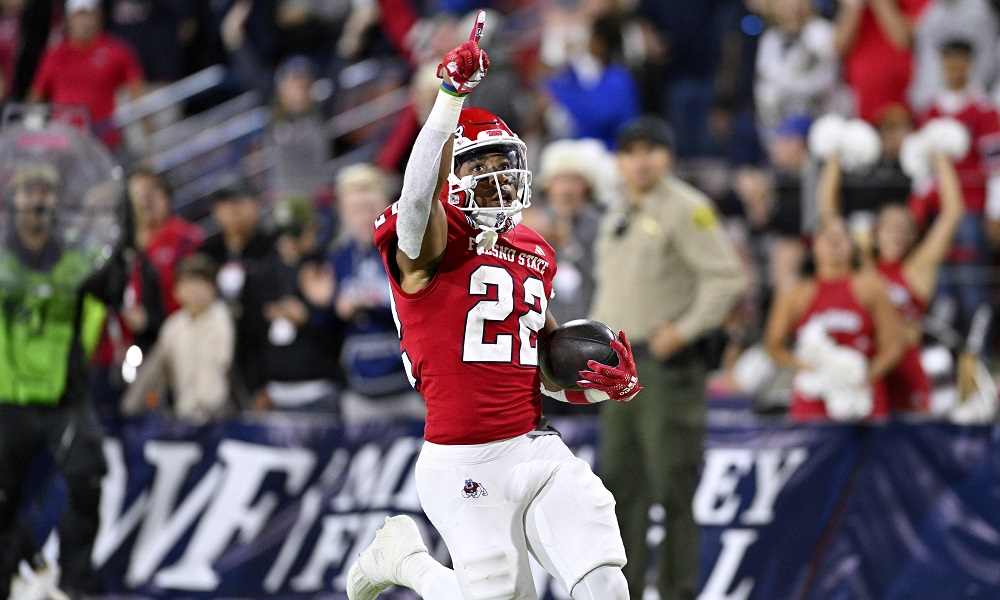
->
[578,331,643,402]
[437,10,490,94]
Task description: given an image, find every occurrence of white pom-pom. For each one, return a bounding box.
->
[808,113,847,159]
[820,346,871,421]
[900,132,932,182]
[825,345,868,388]
[824,386,873,421]
[793,370,827,398]
[838,119,882,172]
[921,117,971,160]
[732,345,777,394]
[795,321,834,365]
[949,359,999,424]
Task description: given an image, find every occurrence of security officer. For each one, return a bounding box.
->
[591,115,745,600]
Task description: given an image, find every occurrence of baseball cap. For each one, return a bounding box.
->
[66,0,99,14]
[209,178,259,204]
[940,37,974,55]
[275,55,316,82]
[772,114,813,140]
[271,195,315,235]
[616,115,676,152]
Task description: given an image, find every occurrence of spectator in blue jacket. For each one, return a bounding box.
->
[544,14,641,149]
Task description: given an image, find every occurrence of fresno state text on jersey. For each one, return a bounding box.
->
[374,200,556,444]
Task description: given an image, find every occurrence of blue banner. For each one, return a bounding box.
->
[24,415,1000,599]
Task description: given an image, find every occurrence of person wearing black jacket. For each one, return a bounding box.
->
[196,180,279,407]
[242,196,342,413]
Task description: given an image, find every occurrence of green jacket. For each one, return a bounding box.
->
[0,247,113,405]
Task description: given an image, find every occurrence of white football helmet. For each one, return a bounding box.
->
[445,107,531,235]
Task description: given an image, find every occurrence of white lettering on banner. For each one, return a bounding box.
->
[155,441,316,590]
[694,448,808,526]
[698,529,759,600]
[292,513,370,591]
[331,438,422,513]
[90,428,806,599]
[94,440,149,568]
[741,448,808,525]
[93,434,427,593]
[692,447,808,600]
[694,449,754,525]
[127,442,218,587]
[265,449,351,592]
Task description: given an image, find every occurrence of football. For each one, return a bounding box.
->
[539,319,619,390]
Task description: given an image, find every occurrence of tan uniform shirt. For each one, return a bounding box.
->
[590,175,745,344]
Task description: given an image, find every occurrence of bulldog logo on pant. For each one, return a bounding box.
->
[462,479,487,498]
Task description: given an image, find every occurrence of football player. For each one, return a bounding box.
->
[345,11,642,600]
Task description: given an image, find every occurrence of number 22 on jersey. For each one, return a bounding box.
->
[463,265,546,366]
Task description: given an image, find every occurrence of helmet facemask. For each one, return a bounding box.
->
[449,142,532,236]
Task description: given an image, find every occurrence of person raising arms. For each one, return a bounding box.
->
[817,147,964,411]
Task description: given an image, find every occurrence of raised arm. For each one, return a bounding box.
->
[395,12,489,292]
[869,0,916,50]
[833,0,864,57]
[817,155,843,225]
[905,153,964,301]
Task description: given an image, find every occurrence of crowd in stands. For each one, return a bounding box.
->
[8,0,1000,421]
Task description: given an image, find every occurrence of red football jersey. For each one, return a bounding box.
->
[145,216,204,315]
[374,200,557,445]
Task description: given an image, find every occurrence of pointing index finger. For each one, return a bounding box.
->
[469,9,485,43]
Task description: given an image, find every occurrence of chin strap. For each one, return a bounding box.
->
[473,207,523,254]
[448,172,525,254]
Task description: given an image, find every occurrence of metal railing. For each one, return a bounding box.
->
[132,57,412,220]
[149,91,262,155]
[325,86,410,140]
[150,107,270,174]
[113,65,227,129]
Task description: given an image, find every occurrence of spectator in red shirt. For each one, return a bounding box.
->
[834,0,930,123]
[917,38,1000,325]
[28,0,145,148]
[0,0,23,99]
[128,167,204,315]
[90,168,202,414]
